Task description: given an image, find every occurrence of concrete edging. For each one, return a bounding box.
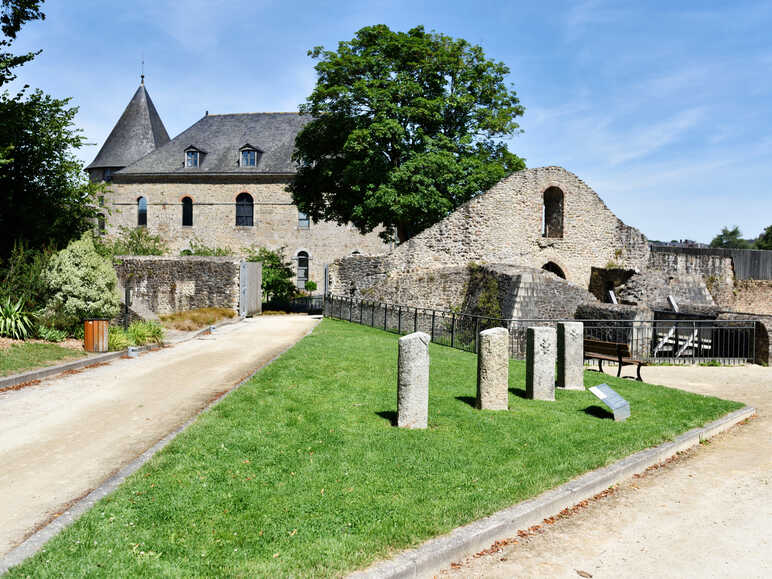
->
[348,405,757,579]
[0,317,243,392]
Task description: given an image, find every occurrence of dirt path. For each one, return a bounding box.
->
[0,314,319,557]
[439,365,772,578]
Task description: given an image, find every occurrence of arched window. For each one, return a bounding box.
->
[137,196,147,227]
[542,187,564,238]
[351,250,361,255]
[296,251,309,289]
[182,197,193,226]
[235,193,253,226]
[542,262,566,279]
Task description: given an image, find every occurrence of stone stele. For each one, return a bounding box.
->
[526,326,556,401]
[557,321,585,390]
[477,327,510,410]
[397,331,431,429]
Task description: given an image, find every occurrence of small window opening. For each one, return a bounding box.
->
[296,251,309,289]
[542,262,566,279]
[543,187,564,238]
[298,211,310,229]
[182,196,193,226]
[236,193,254,226]
[241,149,257,167]
[186,150,199,167]
[137,196,147,227]
[103,168,113,182]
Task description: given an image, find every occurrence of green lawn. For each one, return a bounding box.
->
[8,319,743,577]
[0,342,85,378]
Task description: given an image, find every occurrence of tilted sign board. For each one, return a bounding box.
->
[588,383,630,422]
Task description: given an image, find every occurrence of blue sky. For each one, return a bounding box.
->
[8,0,772,243]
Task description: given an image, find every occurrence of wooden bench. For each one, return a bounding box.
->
[584,338,647,381]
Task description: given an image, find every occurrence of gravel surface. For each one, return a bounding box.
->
[0,315,319,557]
[437,365,772,578]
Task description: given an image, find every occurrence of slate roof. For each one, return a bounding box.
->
[117,113,310,176]
[87,84,170,170]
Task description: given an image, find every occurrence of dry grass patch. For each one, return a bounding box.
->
[159,307,236,331]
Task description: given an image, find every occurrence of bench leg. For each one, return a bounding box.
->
[636,364,643,381]
[616,362,622,378]
[598,359,603,374]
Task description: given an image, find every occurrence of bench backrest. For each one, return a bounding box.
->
[584,338,632,358]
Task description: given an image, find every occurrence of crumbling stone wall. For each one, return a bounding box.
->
[328,166,650,297]
[647,249,734,307]
[114,256,241,315]
[731,281,772,316]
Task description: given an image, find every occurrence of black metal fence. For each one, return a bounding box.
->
[324,296,757,364]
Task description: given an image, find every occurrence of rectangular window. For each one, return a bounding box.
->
[186,151,199,167]
[103,168,113,182]
[298,211,310,229]
[241,150,257,166]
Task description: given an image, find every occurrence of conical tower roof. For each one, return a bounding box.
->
[87,83,170,170]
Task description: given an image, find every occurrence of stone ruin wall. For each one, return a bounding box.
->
[731,281,772,316]
[328,167,650,307]
[647,249,735,307]
[114,256,241,316]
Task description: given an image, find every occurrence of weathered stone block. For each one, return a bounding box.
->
[397,332,430,429]
[526,326,556,401]
[477,327,509,410]
[557,321,584,390]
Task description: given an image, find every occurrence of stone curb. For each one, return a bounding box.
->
[0,317,320,574]
[0,317,243,392]
[348,405,756,579]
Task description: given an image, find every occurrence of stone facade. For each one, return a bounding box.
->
[104,177,388,290]
[328,166,650,300]
[113,256,242,315]
[732,281,772,316]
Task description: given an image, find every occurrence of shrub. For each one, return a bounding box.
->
[0,242,53,311]
[304,280,318,293]
[127,321,164,346]
[245,247,297,304]
[0,297,35,339]
[42,233,121,332]
[180,237,232,256]
[108,325,130,351]
[111,226,168,256]
[35,324,68,342]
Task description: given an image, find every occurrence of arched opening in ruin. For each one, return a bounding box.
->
[542,187,564,238]
[542,261,566,279]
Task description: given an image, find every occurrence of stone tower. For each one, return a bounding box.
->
[86,80,170,183]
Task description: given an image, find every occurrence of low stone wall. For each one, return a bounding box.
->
[114,256,241,315]
[731,280,772,316]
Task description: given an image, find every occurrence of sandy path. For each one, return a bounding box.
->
[440,365,772,578]
[0,315,319,557]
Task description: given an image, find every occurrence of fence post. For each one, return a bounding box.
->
[360,300,363,324]
[431,310,436,343]
[349,298,353,322]
[398,306,402,334]
[475,318,480,353]
[384,304,388,331]
[371,302,375,327]
[414,308,418,333]
[451,313,456,349]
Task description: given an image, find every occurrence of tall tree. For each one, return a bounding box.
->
[0,0,45,87]
[709,226,751,249]
[755,225,772,250]
[289,25,525,243]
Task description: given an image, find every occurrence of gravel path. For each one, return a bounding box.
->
[438,365,772,578]
[0,314,319,557]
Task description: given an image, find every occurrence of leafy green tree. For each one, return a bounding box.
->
[246,247,297,304]
[0,0,45,88]
[754,225,772,250]
[42,232,121,331]
[109,226,168,256]
[289,25,526,243]
[709,226,751,249]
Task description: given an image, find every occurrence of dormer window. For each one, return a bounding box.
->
[239,144,262,167]
[184,146,205,168]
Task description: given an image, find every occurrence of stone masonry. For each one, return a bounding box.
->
[557,322,584,390]
[397,332,431,429]
[477,327,510,410]
[526,327,557,401]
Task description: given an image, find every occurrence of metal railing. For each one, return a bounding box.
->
[324,295,757,364]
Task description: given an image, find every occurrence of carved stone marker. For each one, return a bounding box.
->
[588,383,630,422]
[526,326,556,401]
[397,332,430,429]
[557,321,584,390]
[477,327,509,410]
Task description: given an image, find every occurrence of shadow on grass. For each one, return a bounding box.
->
[455,395,477,408]
[375,410,397,426]
[583,405,614,420]
[509,387,529,399]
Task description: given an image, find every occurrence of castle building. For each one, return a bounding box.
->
[87,81,388,289]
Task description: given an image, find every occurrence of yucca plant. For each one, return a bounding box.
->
[0,297,35,340]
